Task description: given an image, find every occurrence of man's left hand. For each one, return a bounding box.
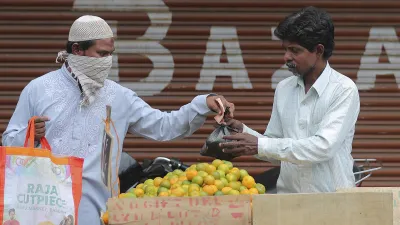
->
[206,95,235,118]
[220,133,258,156]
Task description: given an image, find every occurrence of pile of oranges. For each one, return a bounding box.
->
[101,160,265,224]
[122,159,265,198]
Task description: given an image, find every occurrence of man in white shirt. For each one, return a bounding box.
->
[2,15,235,224]
[220,6,360,193]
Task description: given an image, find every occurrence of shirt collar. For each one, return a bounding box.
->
[297,61,331,96]
[60,63,79,86]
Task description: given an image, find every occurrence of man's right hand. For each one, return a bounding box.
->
[34,116,50,141]
[223,118,244,133]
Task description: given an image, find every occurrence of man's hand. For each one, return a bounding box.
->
[224,118,244,133]
[34,116,50,141]
[206,95,235,118]
[220,133,258,156]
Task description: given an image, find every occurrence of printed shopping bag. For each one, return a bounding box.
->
[0,117,84,225]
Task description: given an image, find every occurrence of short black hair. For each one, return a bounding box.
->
[274,6,335,60]
[66,40,95,53]
[9,208,15,214]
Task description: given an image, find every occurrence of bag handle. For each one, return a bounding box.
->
[24,116,52,150]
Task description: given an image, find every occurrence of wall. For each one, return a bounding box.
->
[1,0,400,186]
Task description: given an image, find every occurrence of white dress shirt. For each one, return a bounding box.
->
[243,62,360,193]
[2,64,212,225]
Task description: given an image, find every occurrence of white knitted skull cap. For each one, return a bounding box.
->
[68,15,113,42]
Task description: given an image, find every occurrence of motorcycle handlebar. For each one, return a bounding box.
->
[169,158,190,171]
[180,164,189,170]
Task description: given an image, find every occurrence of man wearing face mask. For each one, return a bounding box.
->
[2,15,235,224]
[220,6,360,193]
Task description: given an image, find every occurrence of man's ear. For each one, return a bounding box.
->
[316,44,325,58]
[71,43,84,56]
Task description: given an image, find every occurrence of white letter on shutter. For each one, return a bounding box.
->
[196,26,252,90]
[73,0,174,96]
[356,27,400,90]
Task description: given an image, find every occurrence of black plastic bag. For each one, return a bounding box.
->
[200,125,238,161]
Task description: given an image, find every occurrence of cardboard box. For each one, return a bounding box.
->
[337,187,400,225]
[107,195,252,225]
[252,192,393,225]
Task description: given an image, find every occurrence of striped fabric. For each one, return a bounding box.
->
[243,62,360,193]
[67,54,112,106]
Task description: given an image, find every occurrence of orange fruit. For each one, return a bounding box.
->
[153,177,163,187]
[211,171,221,180]
[145,186,157,196]
[165,172,174,178]
[229,181,241,191]
[136,184,144,189]
[240,189,251,195]
[144,179,154,186]
[182,185,189,193]
[171,187,185,197]
[102,211,109,224]
[118,193,127,198]
[186,170,198,181]
[189,191,200,197]
[229,168,241,179]
[214,180,225,190]
[217,164,229,174]
[199,191,208,196]
[189,163,197,169]
[179,176,188,181]
[212,159,223,168]
[255,183,266,194]
[203,185,217,196]
[198,171,208,178]
[157,187,169,195]
[239,169,249,180]
[158,191,169,197]
[226,173,239,182]
[134,188,144,197]
[228,190,240,195]
[204,175,215,185]
[249,188,259,195]
[192,175,204,186]
[205,165,217,175]
[242,176,256,189]
[188,184,200,193]
[223,161,234,170]
[217,170,226,178]
[160,180,171,189]
[220,177,229,187]
[214,191,224,196]
[173,169,184,176]
[221,187,233,195]
[182,180,191,185]
[170,183,180,190]
[169,177,179,185]
[196,163,207,172]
